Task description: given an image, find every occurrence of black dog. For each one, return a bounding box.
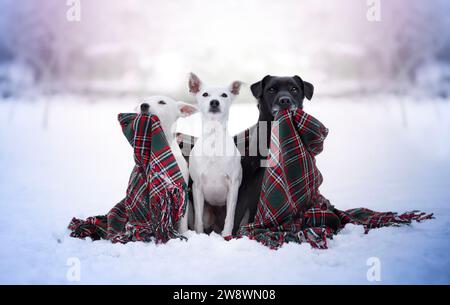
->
[232,75,314,233]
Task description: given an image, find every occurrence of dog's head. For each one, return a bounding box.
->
[138,95,197,137]
[250,75,314,120]
[188,72,242,121]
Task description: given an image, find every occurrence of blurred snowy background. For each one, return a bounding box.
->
[0,0,449,284]
[0,0,450,98]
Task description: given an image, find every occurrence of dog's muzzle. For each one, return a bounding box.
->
[271,96,292,115]
[140,103,150,113]
[275,96,292,109]
[271,97,300,115]
[209,99,220,113]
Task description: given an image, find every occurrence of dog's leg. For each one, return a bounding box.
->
[192,182,205,234]
[202,204,215,234]
[188,201,194,230]
[239,208,250,228]
[178,201,189,234]
[222,178,240,237]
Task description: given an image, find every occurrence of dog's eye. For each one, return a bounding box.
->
[268,87,276,93]
[290,87,298,92]
[158,100,166,105]
[221,93,228,98]
[202,92,209,97]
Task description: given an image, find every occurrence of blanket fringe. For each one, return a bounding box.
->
[237,208,434,250]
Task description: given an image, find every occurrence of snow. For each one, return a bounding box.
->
[0,95,449,284]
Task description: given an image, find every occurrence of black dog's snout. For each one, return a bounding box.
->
[277,96,292,108]
[210,100,220,108]
[140,103,150,112]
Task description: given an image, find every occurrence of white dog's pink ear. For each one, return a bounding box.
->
[230,81,243,95]
[189,73,202,94]
[177,101,198,117]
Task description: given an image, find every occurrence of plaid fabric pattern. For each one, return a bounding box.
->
[234,108,433,249]
[69,113,188,244]
[69,108,433,249]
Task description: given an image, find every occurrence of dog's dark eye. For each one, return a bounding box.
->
[268,87,276,93]
[221,93,228,98]
[158,100,166,105]
[290,87,298,93]
[202,92,209,97]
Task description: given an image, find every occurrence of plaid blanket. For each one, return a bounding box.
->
[68,113,188,243]
[69,108,433,249]
[233,108,433,249]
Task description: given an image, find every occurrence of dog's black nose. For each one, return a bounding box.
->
[210,100,220,108]
[140,103,150,113]
[278,97,292,107]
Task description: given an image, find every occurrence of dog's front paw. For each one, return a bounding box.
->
[178,215,189,234]
[221,229,232,238]
[194,225,204,234]
[178,224,188,235]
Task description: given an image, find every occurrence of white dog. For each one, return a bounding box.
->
[138,95,197,233]
[188,73,243,237]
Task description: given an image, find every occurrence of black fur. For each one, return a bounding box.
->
[233,75,314,233]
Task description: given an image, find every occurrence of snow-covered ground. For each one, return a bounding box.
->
[0,95,449,284]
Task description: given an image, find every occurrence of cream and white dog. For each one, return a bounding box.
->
[138,95,197,233]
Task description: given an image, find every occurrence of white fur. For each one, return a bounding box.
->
[137,95,197,234]
[188,73,243,237]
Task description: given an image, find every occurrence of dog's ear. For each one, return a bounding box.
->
[189,72,202,94]
[230,81,243,95]
[303,81,314,100]
[250,75,271,99]
[177,101,198,117]
[294,75,314,100]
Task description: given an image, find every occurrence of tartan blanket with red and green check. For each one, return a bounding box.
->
[68,113,188,243]
[235,108,433,249]
[68,108,433,249]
